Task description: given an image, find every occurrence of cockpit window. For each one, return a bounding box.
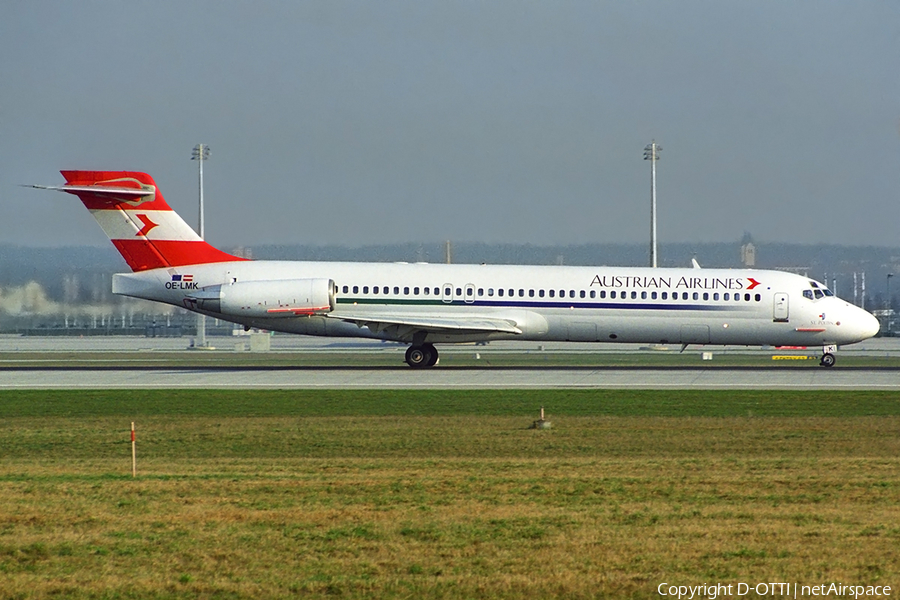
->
[805,280,835,300]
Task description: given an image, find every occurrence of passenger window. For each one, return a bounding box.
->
[610,291,616,299]
[703,293,709,301]
[353,286,359,294]
[590,290,596,299]
[402,287,408,295]
[488,288,494,297]
[424,287,430,296]
[529,289,535,298]
[755,294,761,302]
[661,292,667,300]
[445,287,451,296]
[478,288,483,297]
[549,290,555,298]
[394,287,399,295]
[414,287,420,295]
[744,293,751,301]
[509,289,514,297]
[631,291,637,300]
[373,286,379,294]
[498,289,504,297]
[691,292,698,300]
[467,288,474,297]
[723,293,729,301]
[518,289,524,297]
[641,291,647,300]
[434,288,440,295]
[456,288,462,296]
[559,290,565,297]
[363,286,369,294]
[600,290,606,299]
[683,292,689,300]
[539,290,545,298]
[569,290,575,298]
[651,291,657,300]
[713,293,719,300]
[342,285,349,294]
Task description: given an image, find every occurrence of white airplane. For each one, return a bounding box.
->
[33,170,879,368]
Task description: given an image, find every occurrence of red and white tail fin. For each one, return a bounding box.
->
[36,171,247,272]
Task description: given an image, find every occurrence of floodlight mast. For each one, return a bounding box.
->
[191,144,210,348]
[191,144,210,239]
[643,141,661,268]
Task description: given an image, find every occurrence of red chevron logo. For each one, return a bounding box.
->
[746,277,761,290]
[135,213,159,237]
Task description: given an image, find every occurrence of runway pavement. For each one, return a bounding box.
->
[2,365,898,390]
[2,335,899,390]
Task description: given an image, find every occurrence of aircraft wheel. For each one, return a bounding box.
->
[820,353,836,368]
[405,345,432,368]
[424,343,439,367]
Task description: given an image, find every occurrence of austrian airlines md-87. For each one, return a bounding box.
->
[34,171,879,367]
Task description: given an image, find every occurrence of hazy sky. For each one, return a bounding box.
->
[2,1,898,249]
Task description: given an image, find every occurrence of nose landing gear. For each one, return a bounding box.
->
[819,344,838,367]
[405,343,439,368]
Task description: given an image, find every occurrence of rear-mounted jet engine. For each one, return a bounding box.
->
[192,278,335,318]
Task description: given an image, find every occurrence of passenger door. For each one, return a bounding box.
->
[773,293,789,322]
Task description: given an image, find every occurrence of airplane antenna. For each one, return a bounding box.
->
[191,144,211,349]
[643,140,661,268]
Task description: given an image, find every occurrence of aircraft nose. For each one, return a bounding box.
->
[860,310,880,339]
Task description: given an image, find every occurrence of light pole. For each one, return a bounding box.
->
[192,144,210,238]
[192,144,210,348]
[887,274,893,309]
[643,140,661,268]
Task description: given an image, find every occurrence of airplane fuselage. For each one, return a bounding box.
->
[113,260,879,348]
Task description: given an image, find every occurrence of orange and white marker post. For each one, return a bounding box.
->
[131,422,136,478]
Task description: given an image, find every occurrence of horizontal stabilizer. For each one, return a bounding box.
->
[29,184,153,199]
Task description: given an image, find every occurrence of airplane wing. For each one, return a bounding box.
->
[327,312,523,336]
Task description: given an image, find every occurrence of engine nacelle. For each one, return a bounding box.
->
[193,278,335,318]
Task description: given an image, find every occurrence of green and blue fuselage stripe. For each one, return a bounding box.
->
[336,298,744,311]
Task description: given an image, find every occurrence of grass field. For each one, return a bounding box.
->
[1,390,898,599]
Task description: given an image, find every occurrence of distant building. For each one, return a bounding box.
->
[740,233,756,267]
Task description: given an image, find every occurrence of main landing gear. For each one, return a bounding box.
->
[405,343,439,368]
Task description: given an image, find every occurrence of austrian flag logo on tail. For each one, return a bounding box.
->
[166,274,197,290]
